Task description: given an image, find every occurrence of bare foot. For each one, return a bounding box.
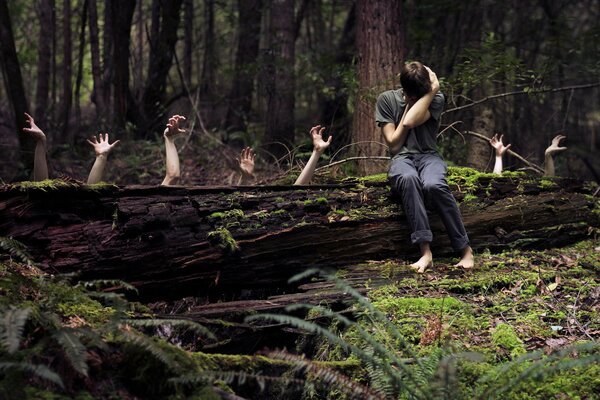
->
[455,246,474,269]
[410,251,433,273]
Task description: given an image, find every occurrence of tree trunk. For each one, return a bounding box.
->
[109,0,136,132]
[1,174,596,301]
[467,104,495,170]
[142,0,183,137]
[0,0,34,175]
[102,0,114,124]
[74,0,89,138]
[88,0,106,126]
[60,0,73,141]
[224,0,263,136]
[353,0,404,175]
[35,0,55,124]
[264,0,296,160]
[183,0,193,88]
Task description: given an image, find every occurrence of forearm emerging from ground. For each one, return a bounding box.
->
[544,153,555,177]
[33,138,48,181]
[87,155,108,184]
[162,136,180,186]
[294,149,323,185]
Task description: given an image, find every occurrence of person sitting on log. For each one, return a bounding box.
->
[161,115,186,186]
[86,133,120,184]
[544,134,567,177]
[489,133,511,175]
[235,125,332,185]
[22,112,49,181]
[376,61,474,273]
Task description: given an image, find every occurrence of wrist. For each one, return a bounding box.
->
[96,153,108,159]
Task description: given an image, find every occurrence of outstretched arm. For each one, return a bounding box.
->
[489,133,511,174]
[294,125,332,185]
[22,113,48,181]
[237,147,256,185]
[87,133,120,184]
[544,134,567,177]
[161,115,186,186]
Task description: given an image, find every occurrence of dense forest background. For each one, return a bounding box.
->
[1,0,599,184]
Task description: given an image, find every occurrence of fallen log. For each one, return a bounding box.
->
[0,170,597,300]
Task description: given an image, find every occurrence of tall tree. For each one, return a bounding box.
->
[142,0,183,136]
[74,0,89,136]
[264,0,296,159]
[88,0,107,126]
[183,0,193,87]
[0,0,34,173]
[109,0,136,130]
[353,0,405,174]
[199,0,216,96]
[225,0,263,135]
[60,0,72,139]
[34,0,55,123]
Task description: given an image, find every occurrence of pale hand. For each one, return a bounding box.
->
[545,135,567,156]
[239,147,255,177]
[23,112,46,141]
[87,133,120,157]
[489,133,511,157]
[164,115,186,138]
[425,66,440,93]
[310,125,332,154]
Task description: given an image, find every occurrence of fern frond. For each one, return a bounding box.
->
[171,369,302,393]
[267,349,386,400]
[0,362,64,388]
[0,306,31,354]
[123,318,216,340]
[118,327,176,369]
[52,328,89,377]
[0,237,35,265]
[78,279,139,294]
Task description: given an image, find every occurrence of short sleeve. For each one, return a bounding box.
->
[428,92,445,121]
[375,91,397,127]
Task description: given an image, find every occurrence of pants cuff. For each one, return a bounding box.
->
[411,230,433,245]
[451,234,470,252]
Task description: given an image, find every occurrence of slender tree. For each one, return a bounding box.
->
[264,0,296,159]
[0,0,34,173]
[60,0,72,140]
[35,0,55,123]
[88,0,107,126]
[183,0,193,87]
[199,0,216,97]
[353,0,405,174]
[74,0,89,136]
[225,0,263,135]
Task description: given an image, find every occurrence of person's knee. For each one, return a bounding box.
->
[422,180,447,195]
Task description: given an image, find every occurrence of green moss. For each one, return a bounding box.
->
[491,323,526,359]
[84,182,118,191]
[358,173,388,183]
[208,209,245,220]
[539,178,558,189]
[14,179,78,192]
[57,301,115,325]
[207,228,240,254]
[315,197,329,205]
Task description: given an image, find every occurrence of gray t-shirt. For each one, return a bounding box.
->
[375,89,445,157]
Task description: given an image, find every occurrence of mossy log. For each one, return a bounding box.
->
[0,171,597,300]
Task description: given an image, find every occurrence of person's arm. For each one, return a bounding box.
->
[381,104,410,154]
[294,125,332,185]
[237,147,256,185]
[22,113,48,181]
[489,133,511,174]
[87,133,120,184]
[402,66,440,128]
[544,134,567,177]
[161,115,186,186]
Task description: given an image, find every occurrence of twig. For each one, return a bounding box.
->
[315,156,391,172]
[443,82,600,115]
[463,130,545,174]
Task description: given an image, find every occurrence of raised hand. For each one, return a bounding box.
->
[87,133,120,157]
[310,125,332,154]
[23,112,46,142]
[424,65,440,93]
[239,147,255,177]
[545,135,567,156]
[164,115,186,138]
[489,133,511,157]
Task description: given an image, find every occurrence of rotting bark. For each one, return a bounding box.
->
[0,173,597,301]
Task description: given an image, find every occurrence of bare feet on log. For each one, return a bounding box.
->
[410,242,433,273]
[455,246,474,269]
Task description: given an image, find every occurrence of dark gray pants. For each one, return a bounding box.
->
[388,153,469,251]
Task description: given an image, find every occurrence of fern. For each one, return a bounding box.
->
[0,307,31,354]
[0,237,35,265]
[52,328,89,377]
[123,318,216,341]
[0,362,64,388]
[78,279,139,294]
[118,327,176,369]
